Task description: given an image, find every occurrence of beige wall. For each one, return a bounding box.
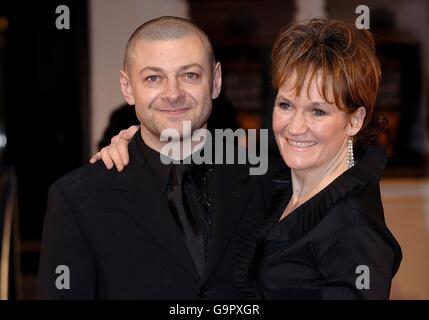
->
[89,0,189,154]
[381,178,429,299]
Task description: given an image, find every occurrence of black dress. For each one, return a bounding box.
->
[235,145,402,299]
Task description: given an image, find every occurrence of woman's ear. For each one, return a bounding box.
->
[349,106,366,136]
[120,70,136,105]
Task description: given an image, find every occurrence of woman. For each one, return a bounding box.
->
[235,19,402,299]
[92,19,402,299]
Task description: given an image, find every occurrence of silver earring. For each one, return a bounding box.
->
[346,137,355,168]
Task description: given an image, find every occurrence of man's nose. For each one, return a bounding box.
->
[287,112,308,135]
[162,79,185,104]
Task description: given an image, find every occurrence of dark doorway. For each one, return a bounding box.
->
[0,0,89,291]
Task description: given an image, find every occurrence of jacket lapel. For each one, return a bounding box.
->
[203,163,252,281]
[113,137,200,283]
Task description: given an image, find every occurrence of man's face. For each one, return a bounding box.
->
[120,35,221,146]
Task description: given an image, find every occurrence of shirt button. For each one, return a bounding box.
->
[198,286,208,298]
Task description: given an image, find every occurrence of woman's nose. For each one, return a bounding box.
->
[287,112,308,135]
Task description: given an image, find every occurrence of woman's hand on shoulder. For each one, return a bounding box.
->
[89,125,139,172]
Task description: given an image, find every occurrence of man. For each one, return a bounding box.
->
[38,16,272,299]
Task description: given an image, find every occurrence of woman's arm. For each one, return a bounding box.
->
[89,125,139,171]
[317,223,398,299]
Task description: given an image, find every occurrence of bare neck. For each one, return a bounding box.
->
[283,142,350,219]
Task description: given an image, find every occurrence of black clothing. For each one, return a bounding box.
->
[236,145,402,299]
[167,164,205,276]
[98,104,139,150]
[136,134,210,275]
[38,133,270,299]
[135,133,172,194]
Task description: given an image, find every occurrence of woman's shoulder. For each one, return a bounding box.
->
[313,145,389,231]
[322,182,384,228]
[316,185,401,260]
[316,193,402,277]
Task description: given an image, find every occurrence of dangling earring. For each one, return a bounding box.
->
[346,137,355,168]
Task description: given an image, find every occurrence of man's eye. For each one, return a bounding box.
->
[146,75,160,82]
[183,72,199,81]
[312,109,326,116]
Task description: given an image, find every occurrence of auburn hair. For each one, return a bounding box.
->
[271,18,386,152]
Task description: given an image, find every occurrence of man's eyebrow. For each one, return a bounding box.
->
[138,64,204,75]
[139,67,163,75]
[179,63,204,71]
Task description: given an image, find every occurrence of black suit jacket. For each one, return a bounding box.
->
[37,135,272,299]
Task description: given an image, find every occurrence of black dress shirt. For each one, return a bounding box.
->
[136,134,213,274]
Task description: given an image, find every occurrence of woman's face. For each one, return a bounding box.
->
[272,73,355,174]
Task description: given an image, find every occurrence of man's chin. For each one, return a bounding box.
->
[157,126,189,142]
[159,119,203,138]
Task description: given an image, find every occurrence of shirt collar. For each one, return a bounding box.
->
[136,133,211,194]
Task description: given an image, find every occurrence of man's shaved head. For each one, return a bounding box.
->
[124,16,215,73]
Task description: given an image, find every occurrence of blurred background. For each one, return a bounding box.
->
[0,0,428,299]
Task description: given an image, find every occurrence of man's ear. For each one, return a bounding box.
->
[120,70,135,105]
[349,106,366,136]
[211,62,222,99]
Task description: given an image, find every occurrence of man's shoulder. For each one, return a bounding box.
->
[52,161,117,196]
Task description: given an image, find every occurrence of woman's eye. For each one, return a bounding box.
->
[278,102,292,110]
[183,72,199,81]
[312,109,326,116]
